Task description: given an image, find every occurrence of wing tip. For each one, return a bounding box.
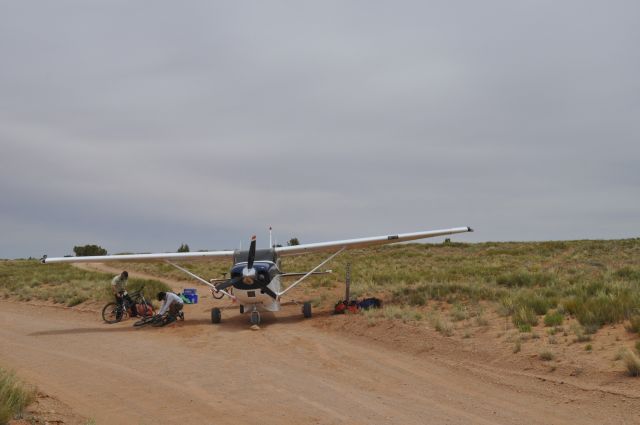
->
[467,226,474,232]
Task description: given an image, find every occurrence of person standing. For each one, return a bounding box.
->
[112,271,137,318]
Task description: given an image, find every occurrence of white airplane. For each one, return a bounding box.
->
[42,226,473,325]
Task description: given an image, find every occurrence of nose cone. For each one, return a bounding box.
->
[242,267,256,285]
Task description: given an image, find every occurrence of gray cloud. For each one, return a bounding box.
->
[1,0,639,258]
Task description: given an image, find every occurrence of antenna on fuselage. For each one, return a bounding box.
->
[269,226,273,248]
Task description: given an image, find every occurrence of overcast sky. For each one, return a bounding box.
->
[1,1,639,258]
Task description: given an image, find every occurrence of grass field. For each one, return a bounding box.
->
[0,261,170,306]
[2,239,639,338]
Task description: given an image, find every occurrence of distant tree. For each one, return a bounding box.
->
[177,243,190,253]
[73,244,107,256]
[287,237,300,246]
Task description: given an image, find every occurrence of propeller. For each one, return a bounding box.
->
[241,235,257,284]
[214,235,277,299]
[247,235,256,269]
[215,275,241,291]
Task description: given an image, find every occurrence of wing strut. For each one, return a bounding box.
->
[164,260,236,300]
[278,247,346,298]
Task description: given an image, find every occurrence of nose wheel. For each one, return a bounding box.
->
[250,310,261,325]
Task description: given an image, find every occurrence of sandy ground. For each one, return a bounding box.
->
[2,292,640,425]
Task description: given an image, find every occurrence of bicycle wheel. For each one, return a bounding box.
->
[102,302,127,324]
[133,315,156,327]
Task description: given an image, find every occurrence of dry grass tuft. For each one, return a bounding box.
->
[0,366,36,424]
[539,350,555,361]
[623,351,640,377]
[432,316,455,336]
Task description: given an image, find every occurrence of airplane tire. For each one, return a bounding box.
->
[211,307,222,324]
[250,311,261,325]
[303,302,312,318]
[239,305,244,314]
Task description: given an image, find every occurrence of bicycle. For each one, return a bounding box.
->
[134,310,185,327]
[101,286,155,324]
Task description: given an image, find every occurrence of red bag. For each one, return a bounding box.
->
[136,304,154,316]
[334,301,347,314]
[347,302,359,313]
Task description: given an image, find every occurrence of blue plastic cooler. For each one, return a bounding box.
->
[182,288,198,304]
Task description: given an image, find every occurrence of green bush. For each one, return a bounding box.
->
[496,272,554,288]
[575,294,628,328]
[0,367,35,424]
[614,267,640,282]
[544,311,564,327]
[127,278,171,302]
[626,316,640,334]
[73,244,107,256]
[67,295,88,307]
[497,272,534,288]
[503,292,553,317]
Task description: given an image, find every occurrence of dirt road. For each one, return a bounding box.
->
[2,299,639,425]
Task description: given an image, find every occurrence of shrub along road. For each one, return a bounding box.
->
[0,299,638,425]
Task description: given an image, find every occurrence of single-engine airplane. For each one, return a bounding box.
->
[42,226,472,325]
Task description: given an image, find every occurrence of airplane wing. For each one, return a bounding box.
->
[274,226,473,257]
[41,226,472,264]
[41,250,235,264]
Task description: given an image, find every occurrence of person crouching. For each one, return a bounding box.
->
[156,291,184,325]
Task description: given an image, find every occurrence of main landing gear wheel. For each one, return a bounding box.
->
[239,305,244,314]
[303,302,312,318]
[250,311,261,326]
[212,290,224,300]
[211,307,221,324]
